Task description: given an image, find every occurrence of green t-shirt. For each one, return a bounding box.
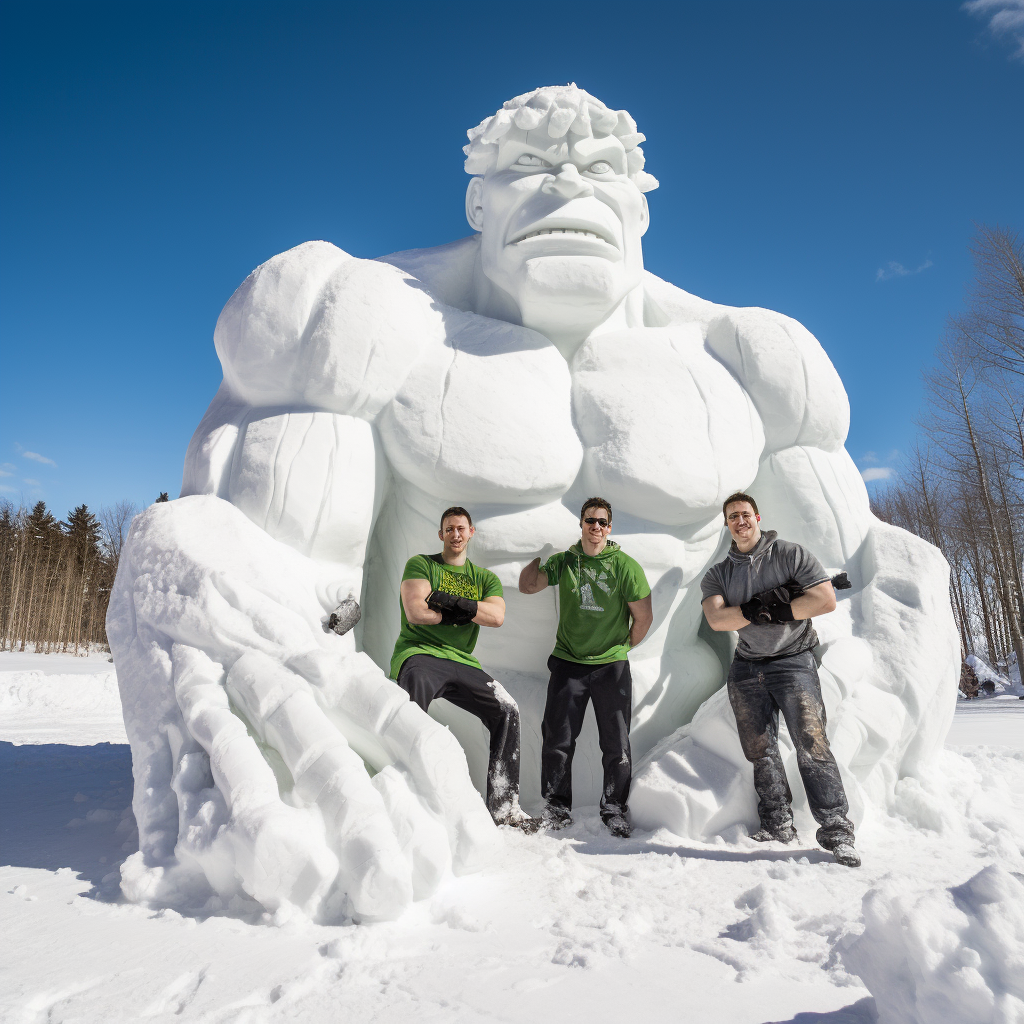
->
[389,554,503,679]
[541,541,651,665]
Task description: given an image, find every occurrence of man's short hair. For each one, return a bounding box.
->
[463,84,659,194]
[440,506,472,529]
[580,497,613,523]
[722,492,759,518]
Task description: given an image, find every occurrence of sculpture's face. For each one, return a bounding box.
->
[469,126,649,317]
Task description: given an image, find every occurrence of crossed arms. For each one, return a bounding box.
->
[400,578,506,628]
[701,580,836,632]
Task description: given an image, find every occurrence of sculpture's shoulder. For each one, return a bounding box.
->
[214,240,447,419]
[645,271,849,454]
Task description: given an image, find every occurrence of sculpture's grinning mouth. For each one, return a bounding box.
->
[510,227,616,247]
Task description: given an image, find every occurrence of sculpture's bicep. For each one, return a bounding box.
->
[705,309,849,454]
[226,410,385,566]
[213,242,445,418]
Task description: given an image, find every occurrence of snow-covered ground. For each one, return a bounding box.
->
[2,651,1023,1023]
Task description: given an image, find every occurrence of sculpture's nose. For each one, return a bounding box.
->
[541,163,594,200]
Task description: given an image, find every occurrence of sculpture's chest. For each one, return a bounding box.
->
[378,312,582,505]
[570,325,765,526]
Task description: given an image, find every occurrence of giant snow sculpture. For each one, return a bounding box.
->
[108,84,960,922]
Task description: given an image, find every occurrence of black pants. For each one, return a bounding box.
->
[540,655,632,820]
[397,654,521,820]
[727,650,855,848]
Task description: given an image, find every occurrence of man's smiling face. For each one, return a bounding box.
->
[469,125,649,317]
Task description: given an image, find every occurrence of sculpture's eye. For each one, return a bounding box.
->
[512,153,550,169]
[587,160,614,175]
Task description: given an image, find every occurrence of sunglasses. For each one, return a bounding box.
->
[583,517,611,528]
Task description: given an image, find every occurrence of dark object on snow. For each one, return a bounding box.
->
[830,571,851,590]
[751,823,798,844]
[604,810,632,838]
[981,679,996,694]
[426,588,477,626]
[959,661,980,700]
[327,598,361,637]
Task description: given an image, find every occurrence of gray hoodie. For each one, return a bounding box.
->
[700,530,830,660]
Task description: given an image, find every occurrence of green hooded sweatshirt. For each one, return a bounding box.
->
[540,541,651,665]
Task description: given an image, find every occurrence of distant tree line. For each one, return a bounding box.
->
[872,226,1024,679]
[0,498,139,653]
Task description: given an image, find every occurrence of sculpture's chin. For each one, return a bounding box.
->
[519,255,633,304]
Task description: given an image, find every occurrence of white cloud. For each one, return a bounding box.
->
[22,451,57,467]
[860,451,879,464]
[23,478,41,487]
[0,467,12,478]
[0,484,18,494]
[876,259,934,283]
[964,0,1024,59]
[861,467,895,483]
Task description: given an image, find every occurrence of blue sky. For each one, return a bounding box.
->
[1,0,1022,519]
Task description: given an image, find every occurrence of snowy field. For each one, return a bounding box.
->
[2,652,1023,1024]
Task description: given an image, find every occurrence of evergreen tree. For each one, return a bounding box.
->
[64,505,102,570]
[156,492,170,503]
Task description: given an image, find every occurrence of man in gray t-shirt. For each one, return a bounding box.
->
[701,491,859,867]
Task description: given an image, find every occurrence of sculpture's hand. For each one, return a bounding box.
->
[108,495,495,923]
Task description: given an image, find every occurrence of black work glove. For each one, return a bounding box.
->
[830,571,852,590]
[426,589,478,626]
[741,586,795,625]
[740,595,773,625]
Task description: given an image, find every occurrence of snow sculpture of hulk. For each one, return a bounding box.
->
[108,84,959,922]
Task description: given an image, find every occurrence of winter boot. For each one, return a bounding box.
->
[831,843,861,867]
[750,822,798,844]
[603,811,632,839]
[540,804,573,831]
[495,806,542,834]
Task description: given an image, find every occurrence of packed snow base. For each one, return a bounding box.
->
[3,655,1024,1023]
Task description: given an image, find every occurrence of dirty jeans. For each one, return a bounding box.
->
[540,655,632,820]
[727,650,855,848]
[397,654,521,821]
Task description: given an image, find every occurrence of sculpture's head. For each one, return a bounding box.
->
[464,85,658,334]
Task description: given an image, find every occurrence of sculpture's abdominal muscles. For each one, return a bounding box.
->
[572,325,765,526]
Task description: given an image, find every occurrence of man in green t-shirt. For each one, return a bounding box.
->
[518,497,653,838]
[391,505,535,831]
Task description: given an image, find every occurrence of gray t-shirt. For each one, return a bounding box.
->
[700,530,830,660]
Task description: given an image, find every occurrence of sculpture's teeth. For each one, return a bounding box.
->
[515,228,606,243]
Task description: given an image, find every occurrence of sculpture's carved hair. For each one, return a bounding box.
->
[580,497,613,524]
[722,492,759,518]
[464,84,659,194]
[440,506,473,529]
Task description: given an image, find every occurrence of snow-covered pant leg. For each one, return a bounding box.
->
[540,656,632,819]
[728,653,855,845]
[727,659,794,833]
[397,655,521,821]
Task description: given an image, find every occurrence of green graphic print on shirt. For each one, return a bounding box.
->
[389,553,503,679]
[541,541,651,665]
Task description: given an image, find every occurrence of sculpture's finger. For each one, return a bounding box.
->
[225,651,415,920]
[371,765,451,899]
[170,644,338,915]
[288,649,497,874]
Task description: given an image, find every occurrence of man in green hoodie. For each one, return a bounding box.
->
[519,498,653,837]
